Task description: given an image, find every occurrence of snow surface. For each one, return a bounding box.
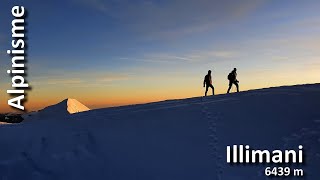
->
[1,84,320,180]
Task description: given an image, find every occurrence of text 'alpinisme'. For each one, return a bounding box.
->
[6,6,28,110]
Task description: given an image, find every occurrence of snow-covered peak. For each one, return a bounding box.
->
[24,98,90,120]
[65,98,90,114]
[44,98,90,115]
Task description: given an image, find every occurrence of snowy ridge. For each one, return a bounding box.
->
[0,84,320,179]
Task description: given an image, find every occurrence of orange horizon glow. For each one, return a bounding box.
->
[1,80,319,114]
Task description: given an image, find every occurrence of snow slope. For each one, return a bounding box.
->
[0,84,320,180]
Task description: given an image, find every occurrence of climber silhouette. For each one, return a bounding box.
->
[203,70,214,96]
[227,68,239,93]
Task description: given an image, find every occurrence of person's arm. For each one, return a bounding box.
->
[203,76,206,87]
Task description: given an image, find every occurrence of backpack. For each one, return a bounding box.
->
[227,73,234,80]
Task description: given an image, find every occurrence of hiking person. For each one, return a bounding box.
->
[227,68,239,93]
[203,70,214,96]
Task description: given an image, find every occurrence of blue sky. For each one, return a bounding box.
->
[0,0,320,111]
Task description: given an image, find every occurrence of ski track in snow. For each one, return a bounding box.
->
[21,151,57,178]
[201,97,224,180]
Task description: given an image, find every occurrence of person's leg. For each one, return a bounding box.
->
[210,84,215,95]
[234,82,239,92]
[227,81,232,93]
[205,85,209,96]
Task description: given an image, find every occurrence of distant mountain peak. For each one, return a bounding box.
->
[35,98,90,117]
[65,98,90,114]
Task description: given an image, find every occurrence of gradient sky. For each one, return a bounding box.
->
[0,0,319,113]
